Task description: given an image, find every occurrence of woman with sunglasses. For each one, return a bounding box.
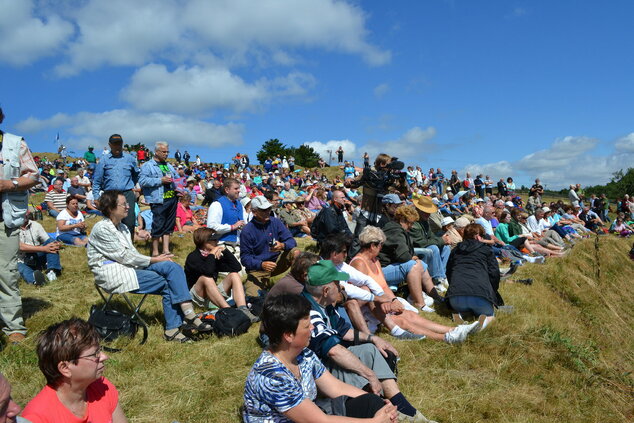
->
[86,190,212,343]
[22,318,127,422]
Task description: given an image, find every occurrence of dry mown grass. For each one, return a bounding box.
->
[2,201,633,422]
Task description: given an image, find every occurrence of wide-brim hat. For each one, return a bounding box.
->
[413,196,438,214]
[441,216,455,227]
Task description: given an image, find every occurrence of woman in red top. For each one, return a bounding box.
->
[22,318,127,423]
[174,193,202,233]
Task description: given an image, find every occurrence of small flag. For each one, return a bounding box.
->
[55,133,59,145]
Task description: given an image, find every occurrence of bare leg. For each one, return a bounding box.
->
[222,272,246,307]
[152,238,160,256]
[405,261,425,308]
[162,234,171,254]
[344,299,372,333]
[381,380,400,399]
[194,275,230,308]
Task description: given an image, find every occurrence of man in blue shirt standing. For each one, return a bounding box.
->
[92,134,139,238]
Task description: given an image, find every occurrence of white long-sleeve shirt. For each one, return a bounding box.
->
[334,260,384,302]
[206,200,247,243]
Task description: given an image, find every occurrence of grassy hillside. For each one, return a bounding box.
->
[2,199,633,422]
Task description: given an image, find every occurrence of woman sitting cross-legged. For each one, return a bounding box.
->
[21,318,127,423]
[87,190,213,343]
[56,194,89,246]
[243,294,399,423]
[184,228,259,323]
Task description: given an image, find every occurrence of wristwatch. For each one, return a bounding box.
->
[11,179,18,190]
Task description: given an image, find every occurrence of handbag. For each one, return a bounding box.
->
[88,305,148,346]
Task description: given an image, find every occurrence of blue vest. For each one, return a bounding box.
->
[218,196,243,242]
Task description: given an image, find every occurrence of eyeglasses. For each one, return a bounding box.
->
[78,347,102,361]
[117,202,130,208]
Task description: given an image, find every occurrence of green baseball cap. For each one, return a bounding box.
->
[306,260,349,286]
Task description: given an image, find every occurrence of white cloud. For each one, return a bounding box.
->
[16,109,244,150]
[121,64,316,114]
[615,133,634,153]
[181,0,390,66]
[0,0,74,66]
[459,135,634,189]
[45,0,389,75]
[55,0,181,76]
[373,83,390,99]
[361,126,437,161]
[463,161,514,179]
[121,64,266,114]
[303,140,357,163]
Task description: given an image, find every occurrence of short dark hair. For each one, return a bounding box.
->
[98,190,122,218]
[36,318,101,387]
[66,194,78,205]
[192,227,215,249]
[319,233,351,259]
[289,252,319,281]
[261,294,311,352]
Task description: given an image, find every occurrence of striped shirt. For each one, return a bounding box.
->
[44,190,68,211]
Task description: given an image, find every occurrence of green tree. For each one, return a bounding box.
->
[289,144,320,168]
[256,139,288,164]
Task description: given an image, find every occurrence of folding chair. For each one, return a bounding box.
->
[93,284,149,346]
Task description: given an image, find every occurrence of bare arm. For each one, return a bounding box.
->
[112,403,127,423]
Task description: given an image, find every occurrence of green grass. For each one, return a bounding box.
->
[6,164,634,422]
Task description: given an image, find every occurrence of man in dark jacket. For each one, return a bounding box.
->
[311,188,351,244]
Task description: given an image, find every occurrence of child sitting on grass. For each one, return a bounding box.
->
[184,228,259,323]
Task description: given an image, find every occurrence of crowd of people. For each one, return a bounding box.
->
[1,112,633,422]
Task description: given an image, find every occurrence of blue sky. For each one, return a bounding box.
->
[1,0,633,189]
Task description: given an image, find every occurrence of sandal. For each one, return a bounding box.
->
[164,329,193,343]
[183,315,214,332]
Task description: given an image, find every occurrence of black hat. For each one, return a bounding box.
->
[109,134,123,143]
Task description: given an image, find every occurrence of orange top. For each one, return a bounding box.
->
[350,254,392,296]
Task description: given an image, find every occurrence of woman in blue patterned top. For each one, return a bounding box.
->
[243,294,398,423]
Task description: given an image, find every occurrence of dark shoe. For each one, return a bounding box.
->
[33,270,47,286]
[164,329,193,343]
[516,278,533,285]
[183,315,214,332]
[7,333,26,344]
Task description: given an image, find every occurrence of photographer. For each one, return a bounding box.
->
[345,154,406,238]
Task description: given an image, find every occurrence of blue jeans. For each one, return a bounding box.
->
[57,232,87,245]
[18,239,62,284]
[413,245,449,280]
[48,209,60,218]
[133,261,191,330]
[448,295,494,316]
[382,259,426,288]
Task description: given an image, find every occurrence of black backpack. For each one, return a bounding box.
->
[213,307,251,337]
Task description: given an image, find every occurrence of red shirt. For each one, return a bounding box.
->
[22,377,119,423]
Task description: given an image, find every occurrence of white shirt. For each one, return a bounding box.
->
[56,209,85,236]
[334,261,384,302]
[206,198,247,243]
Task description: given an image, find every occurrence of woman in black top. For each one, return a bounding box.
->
[445,223,502,329]
[184,228,259,322]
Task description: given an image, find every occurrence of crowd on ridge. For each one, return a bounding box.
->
[2,116,634,423]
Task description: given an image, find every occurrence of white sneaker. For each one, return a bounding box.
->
[422,293,435,307]
[46,270,57,281]
[434,283,447,294]
[444,324,470,344]
[420,305,435,313]
[394,330,426,341]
